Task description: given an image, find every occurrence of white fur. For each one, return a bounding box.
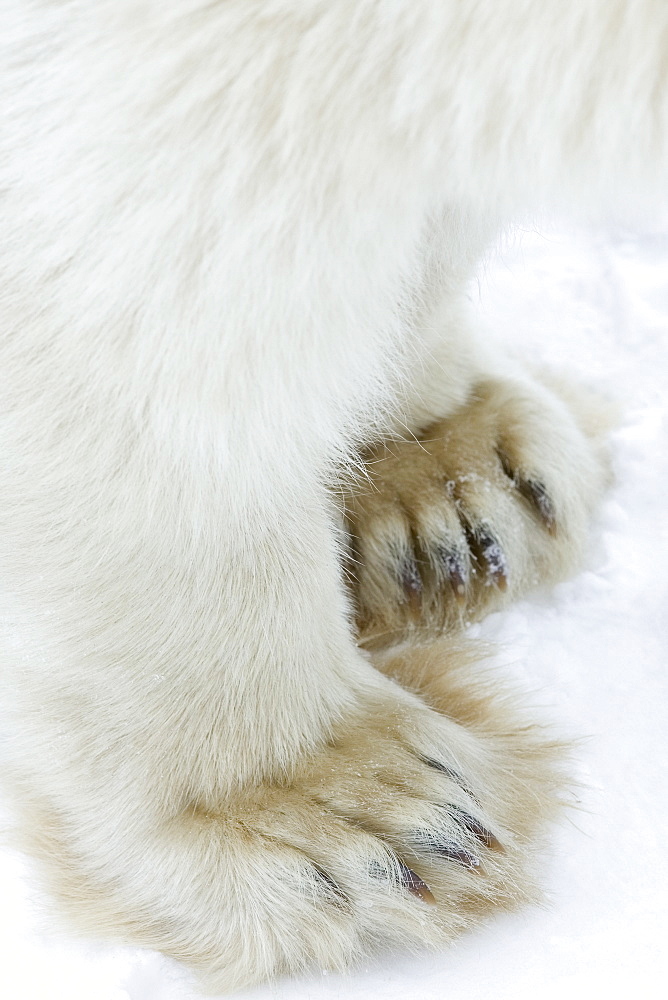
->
[0,1,663,991]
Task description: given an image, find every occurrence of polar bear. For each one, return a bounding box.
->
[0,1,663,992]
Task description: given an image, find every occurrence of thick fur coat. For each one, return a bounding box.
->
[0,1,664,992]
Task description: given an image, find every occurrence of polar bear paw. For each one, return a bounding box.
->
[345,376,611,647]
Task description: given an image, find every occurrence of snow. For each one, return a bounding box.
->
[1,222,667,999]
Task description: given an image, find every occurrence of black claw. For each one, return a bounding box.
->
[399,553,422,610]
[450,806,503,851]
[368,857,435,903]
[498,449,557,534]
[472,526,508,589]
[397,860,436,903]
[436,546,468,602]
[519,478,557,534]
[418,835,481,871]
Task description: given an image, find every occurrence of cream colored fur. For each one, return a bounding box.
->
[0,1,663,992]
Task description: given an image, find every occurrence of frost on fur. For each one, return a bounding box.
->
[0,0,663,992]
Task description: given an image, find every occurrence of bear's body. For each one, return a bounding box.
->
[0,2,663,991]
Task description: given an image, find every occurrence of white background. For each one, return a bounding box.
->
[1,222,666,999]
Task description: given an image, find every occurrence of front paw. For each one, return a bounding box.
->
[22,659,563,993]
[345,377,611,646]
[199,679,563,987]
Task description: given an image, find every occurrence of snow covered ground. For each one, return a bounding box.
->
[1,223,666,999]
